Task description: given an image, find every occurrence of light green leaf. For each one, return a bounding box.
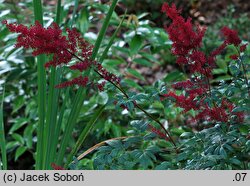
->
[12,133,24,145]
[24,124,35,149]
[129,35,143,56]
[9,118,29,134]
[133,58,151,67]
[123,79,142,90]
[126,68,145,81]
[15,146,27,161]
[164,71,185,82]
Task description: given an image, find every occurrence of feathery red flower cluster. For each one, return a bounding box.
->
[148,124,169,141]
[3,20,120,90]
[161,3,209,76]
[55,76,89,89]
[161,4,205,55]
[96,63,121,84]
[161,3,247,77]
[3,20,74,67]
[221,26,241,46]
[164,91,198,112]
[164,88,244,123]
[194,99,244,123]
[211,27,247,61]
[161,3,245,124]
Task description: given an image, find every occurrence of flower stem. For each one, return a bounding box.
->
[65,49,177,150]
[235,47,250,96]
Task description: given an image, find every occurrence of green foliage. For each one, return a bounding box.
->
[92,135,162,170]
[1,0,249,170]
[176,124,249,169]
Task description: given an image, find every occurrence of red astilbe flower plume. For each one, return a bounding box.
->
[96,63,121,84]
[209,27,246,64]
[3,20,120,90]
[208,41,227,66]
[97,81,106,91]
[163,91,199,112]
[230,54,239,60]
[162,77,244,124]
[161,3,246,126]
[212,27,244,55]
[2,20,94,69]
[2,20,73,67]
[164,89,244,123]
[194,98,245,123]
[209,26,247,66]
[195,105,229,123]
[70,61,90,72]
[171,78,208,95]
[161,3,206,56]
[171,79,194,89]
[221,26,241,46]
[161,3,211,76]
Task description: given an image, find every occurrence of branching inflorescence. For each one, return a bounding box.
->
[161,3,247,124]
[2,20,119,90]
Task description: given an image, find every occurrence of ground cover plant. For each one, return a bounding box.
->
[0,0,249,170]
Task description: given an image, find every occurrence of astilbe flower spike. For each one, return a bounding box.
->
[2,20,120,89]
[161,3,210,76]
[162,3,205,55]
[161,3,245,124]
[221,26,241,46]
[161,3,246,76]
[2,20,73,67]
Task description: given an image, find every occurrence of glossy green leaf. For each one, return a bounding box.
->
[164,71,185,82]
[12,133,24,145]
[15,146,27,161]
[126,68,145,81]
[133,58,151,67]
[9,118,29,134]
[129,35,143,56]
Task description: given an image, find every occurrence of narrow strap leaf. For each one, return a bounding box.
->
[0,86,7,170]
[65,105,105,168]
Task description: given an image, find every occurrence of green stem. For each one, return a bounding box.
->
[50,86,69,164]
[44,67,61,169]
[236,48,250,96]
[35,55,46,170]
[0,87,7,170]
[55,0,119,166]
[33,0,46,170]
[99,10,127,63]
[66,49,177,149]
[91,0,118,60]
[55,0,62,24]
[43,0,63,170]
[56,87,86,165]
[65,105,105,168]
[69,0,79,28]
